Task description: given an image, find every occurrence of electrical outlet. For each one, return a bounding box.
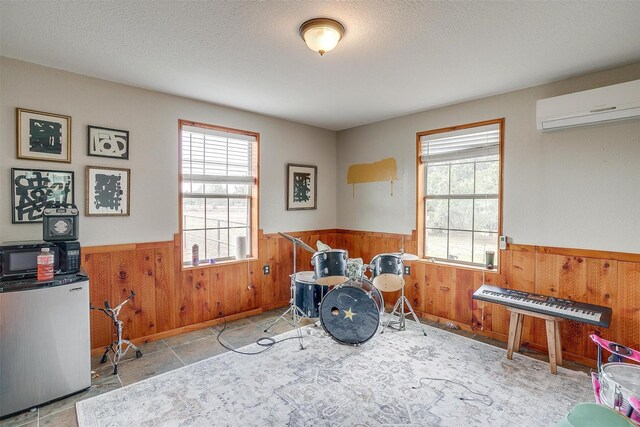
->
[404,266,411,275]
[263,264,270,275]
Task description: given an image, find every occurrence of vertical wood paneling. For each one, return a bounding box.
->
[110,250,136,340]
[82,229,640,365]
[618,262,640,350]
[85,252,113,349]
[154,246,176,333]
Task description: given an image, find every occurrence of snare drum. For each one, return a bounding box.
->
[292,271,329,318]
[599,362,640,414]
[311,249,349,286]
[370,253,405,292]
[319,278,383,346]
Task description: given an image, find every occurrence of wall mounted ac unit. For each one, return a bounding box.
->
[536,79,640,131]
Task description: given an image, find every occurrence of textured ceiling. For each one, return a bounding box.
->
[2,1,640,131]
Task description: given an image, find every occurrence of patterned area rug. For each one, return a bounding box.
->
[76,322,592,426]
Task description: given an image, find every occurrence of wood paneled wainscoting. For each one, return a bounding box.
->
[83,228,639,367]
[335,229,640,368]
[82,230,337,350]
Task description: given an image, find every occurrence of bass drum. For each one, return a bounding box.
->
[319,279,383,346]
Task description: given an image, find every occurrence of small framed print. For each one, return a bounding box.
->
[11,168,75,224]
[17,108,72,163]
[86,166,131,216]
[88,125,129,159]
[286,163,317,211]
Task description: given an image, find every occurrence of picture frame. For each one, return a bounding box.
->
[16,108,71,163]
[86,166,131,216]
[11,168,75,224]
[88,125,129,159]
[286,163,317,211]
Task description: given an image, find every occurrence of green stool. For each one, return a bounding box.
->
[556,403,635,427]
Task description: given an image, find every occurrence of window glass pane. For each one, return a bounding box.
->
[448,231,472,262]
[183,198,205,230]
[206,228,229,259]
[474,198,498,232]
[426,165,449,195]
[229,227,249,257]
[473,232,498,265]
[181,182,191,193]
[183,230,205,264]
[450,163,474,195]
[425,228,448,259]
[229,199,249,227]
[229,183,250,195]
[449,199,473,230]
[206,199,228,228]
[205,183,227,194]
[475,160,499,194]
[426,199,448,229]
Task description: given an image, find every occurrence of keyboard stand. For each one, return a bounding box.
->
[506,307,563,374]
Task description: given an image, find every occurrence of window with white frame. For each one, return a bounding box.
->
[418,120,502,267]
[180,121,257,265]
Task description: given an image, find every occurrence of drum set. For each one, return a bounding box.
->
[264,232,426,347]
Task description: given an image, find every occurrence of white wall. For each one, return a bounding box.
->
[336,63,640,254]
[0,58,337,246]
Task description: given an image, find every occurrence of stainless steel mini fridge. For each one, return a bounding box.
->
[0,274,91,417]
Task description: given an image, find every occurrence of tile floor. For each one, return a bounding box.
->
[0,307,591,427]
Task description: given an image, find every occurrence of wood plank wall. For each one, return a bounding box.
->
[83,228,639,367]
[336,229,640,367]
[82,230,336,350]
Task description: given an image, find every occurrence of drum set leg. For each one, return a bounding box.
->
[381,286,427,335]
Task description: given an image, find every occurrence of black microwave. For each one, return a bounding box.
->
[0,241,74,280]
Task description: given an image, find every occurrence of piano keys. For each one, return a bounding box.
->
[472,284,612,328]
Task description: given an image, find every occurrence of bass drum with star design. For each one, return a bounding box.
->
[319,278,383,345]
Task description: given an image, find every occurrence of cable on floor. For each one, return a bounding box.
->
[215,317,305,355]
[412,377,494,406]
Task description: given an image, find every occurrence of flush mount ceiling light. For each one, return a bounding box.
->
[299,18,345,56]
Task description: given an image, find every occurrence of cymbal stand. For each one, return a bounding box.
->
[381,284,427,336]
[263,238,306,349]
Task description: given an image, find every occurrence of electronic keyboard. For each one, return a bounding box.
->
[472,284,612,328]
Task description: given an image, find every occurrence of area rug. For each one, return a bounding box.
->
[76,322,592,426]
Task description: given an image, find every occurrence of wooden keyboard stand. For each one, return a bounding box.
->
[506,307,563,374]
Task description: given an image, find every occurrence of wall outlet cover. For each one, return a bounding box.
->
[263,264,270,275]
[404,266,410,275]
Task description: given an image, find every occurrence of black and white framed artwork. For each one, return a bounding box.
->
[17,108,72,163]
[286,163,317,211]
[88,125,129,159]
[11,168,75,223]
[86,166,130,216]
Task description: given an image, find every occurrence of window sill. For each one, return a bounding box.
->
[182,257,259,271]
[415,258,501,274]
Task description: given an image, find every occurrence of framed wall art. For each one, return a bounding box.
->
[11,168,75,224]
[88,125,129,159]
[86,166,131,216]
[286,163,317,211]
[17,108,71,163]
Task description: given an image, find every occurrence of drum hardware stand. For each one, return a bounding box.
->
[90,291,143,375]
[264,233,313,350]
[381,284,427,336]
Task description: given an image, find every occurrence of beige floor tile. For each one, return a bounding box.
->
[210,317,255,332]
[117,348,184,386]
[172,335,230,365]
[163,328,214,348]
[39,407,78,427]
[0,408,37,427]
[38,368,121,418]
[217,324,273,350]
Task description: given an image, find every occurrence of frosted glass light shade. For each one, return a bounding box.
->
[299,18,345,56]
